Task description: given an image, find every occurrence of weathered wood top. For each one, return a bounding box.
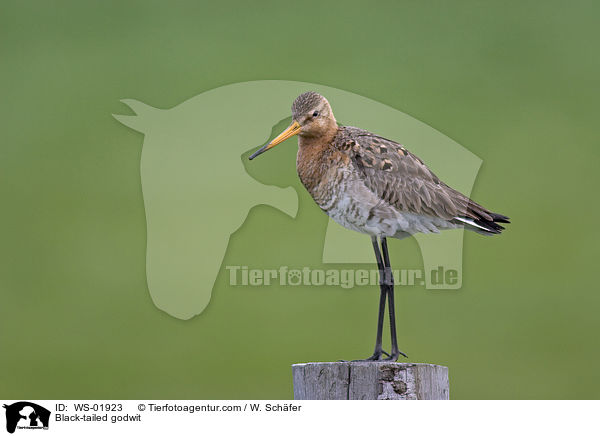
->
[292,362,449,400]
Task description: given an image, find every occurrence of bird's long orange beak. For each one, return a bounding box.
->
[248,121,301,160]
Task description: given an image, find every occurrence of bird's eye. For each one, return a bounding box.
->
[312,111,319,117]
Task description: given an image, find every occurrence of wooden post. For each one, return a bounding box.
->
[292,362,449,400]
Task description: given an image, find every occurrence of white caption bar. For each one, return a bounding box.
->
[1,400,597,435]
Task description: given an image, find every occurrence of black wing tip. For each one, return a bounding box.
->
[490,212,511,224]
[474,212,510,235]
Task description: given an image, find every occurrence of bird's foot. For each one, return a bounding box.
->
[382,349,408,361]
[351,349,390,362]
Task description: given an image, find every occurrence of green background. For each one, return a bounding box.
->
[1,0,599,399]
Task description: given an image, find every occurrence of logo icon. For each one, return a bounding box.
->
[3,402,50,434]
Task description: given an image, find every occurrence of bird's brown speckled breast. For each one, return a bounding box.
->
[296,129,383,236]
[296,137,352,212]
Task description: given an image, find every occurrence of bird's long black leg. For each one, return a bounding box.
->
[381,237,407,361]
[356,236,388,361]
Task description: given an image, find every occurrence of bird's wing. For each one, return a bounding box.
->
[341,128,506,231]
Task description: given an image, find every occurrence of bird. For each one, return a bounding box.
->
[249,91,510,361]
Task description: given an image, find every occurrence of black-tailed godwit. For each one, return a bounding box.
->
[249,91,510,361]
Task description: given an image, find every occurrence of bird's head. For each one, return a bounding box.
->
[249,91,337,160]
